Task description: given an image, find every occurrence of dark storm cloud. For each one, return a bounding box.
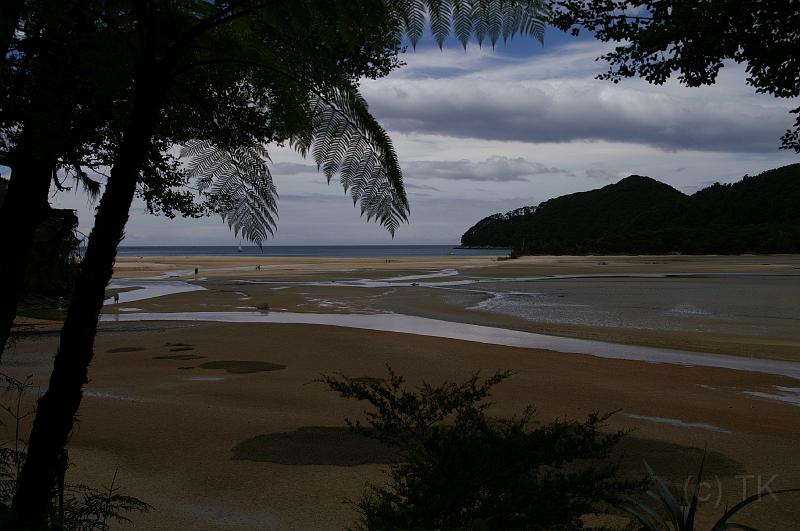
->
[362,79,792,153]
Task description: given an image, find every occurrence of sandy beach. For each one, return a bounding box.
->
[5,254,800,529]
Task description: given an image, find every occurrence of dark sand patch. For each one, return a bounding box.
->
[177,366,195,370]
[168,346,195,352]
[165,342,193,347]
[106,347,145,353]
[230,428,738,476]
[231,426,395,466]
[614,437,743,481]
[153,354,206,361]
[198,360,286,374]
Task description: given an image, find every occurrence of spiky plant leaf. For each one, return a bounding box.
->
[711,488,800,531]
[621,498,667,531]
[626,456,800,531]
[644,460,686,531]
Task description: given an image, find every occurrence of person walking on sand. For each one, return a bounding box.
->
[194,267,199,277]
[113,293,119,304]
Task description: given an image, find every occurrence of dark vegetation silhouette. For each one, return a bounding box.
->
[0,180,81,304]
[0,373,149,529]
[323,368,800,530]
[1,1,549,525]
[321,368,641,530]
[0,2,107,355]
[461,165,800,254]
[552,0,800,152]
[1,0,797,527]
[9,1,408,522]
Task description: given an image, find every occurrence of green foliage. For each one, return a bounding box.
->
[0,372,149,530]
[52,473,151,531]
[181,140,278,245]
[461,164,800,254]
[624,452,799,531]
[2,1,553,246]
[296,85,409,236]
[387,0,549,49]
[321,367,637,530]
[551,0,800,151]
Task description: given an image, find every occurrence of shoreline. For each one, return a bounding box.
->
[6,254,800,529]
[16,254,800,364]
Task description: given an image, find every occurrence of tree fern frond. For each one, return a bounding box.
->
[428,0,453,49]
[452,0,474,49]
[296,84,409,236]
[181,140,278,246]
[391,0,427,48]
[385,0,549,48]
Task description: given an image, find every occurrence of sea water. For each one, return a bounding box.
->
[116,245,507,258]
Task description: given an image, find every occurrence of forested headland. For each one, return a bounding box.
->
[460,164,800,254]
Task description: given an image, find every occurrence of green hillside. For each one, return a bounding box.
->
[460,164,800,254]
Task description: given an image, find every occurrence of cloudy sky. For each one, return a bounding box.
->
[47,29,798,246]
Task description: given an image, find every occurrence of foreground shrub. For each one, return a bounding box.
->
[0,373,149,530]
[322,368,639,530]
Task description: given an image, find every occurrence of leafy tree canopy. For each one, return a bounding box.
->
[552,0,800,151]
[1,1,551,244]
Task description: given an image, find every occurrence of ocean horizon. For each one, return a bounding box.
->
[116,245,508,258]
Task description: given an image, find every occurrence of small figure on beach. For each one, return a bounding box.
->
[57,296,65,309]
[256,265,261,271]
[113,293,119,304]
[194,267,199,276]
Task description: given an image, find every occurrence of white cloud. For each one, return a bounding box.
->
[405,156,573,181]
[47,36,800,245]
[362,74,793,153]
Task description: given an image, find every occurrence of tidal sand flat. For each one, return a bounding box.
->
[5,254,800,529]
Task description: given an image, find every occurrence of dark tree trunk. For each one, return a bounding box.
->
[10,68,164,525]
[0,0,22,70]
[0,158,54,354]
[0,1,94,355]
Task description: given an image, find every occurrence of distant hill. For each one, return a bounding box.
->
[460,164,800,254]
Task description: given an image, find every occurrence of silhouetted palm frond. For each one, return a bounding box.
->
[181,139,277,246]
[388,0,549,49]
[292,84,409,236]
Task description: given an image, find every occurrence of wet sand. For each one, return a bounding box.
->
[4,254,800,529]
[5,322,799,530]
[103,254,800,360]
